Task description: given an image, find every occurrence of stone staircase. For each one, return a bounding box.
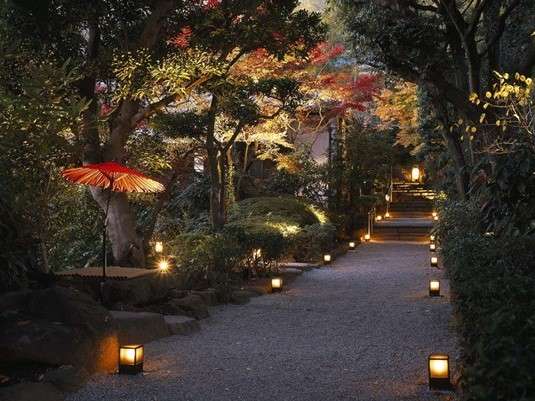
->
[373,182,435,242]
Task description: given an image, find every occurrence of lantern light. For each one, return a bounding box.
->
[432,211,437,218]
[252,248,262,259]
[271,277,283,292]
[430,234,436,242]
[364,233,370,242]
[158,259,169,272]
[429,280,440,296]
[154,241,163,253]
[323,254,332,264]
[119,344,144,374]
[428,354,452,390]
[376,215,383,222]
[385,194,390,202]
[349,241,356,250]
[431,256,438,267]
[411,166,420,182]
[384,212,390,218]
[430,243,436,252]
[434,215,439,221]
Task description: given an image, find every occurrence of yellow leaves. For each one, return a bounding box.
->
[485,91,492,99]
[479,113,486,123]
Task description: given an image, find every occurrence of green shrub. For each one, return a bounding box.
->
[437,201,535,401]
[291,223,336,262]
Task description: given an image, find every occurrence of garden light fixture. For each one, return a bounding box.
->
[428,354,452,390]
[431,256,438,267]
[429,280,440,296]
[119,344,144,374]
[271,277,283,292]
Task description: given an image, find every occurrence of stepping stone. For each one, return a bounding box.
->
[164,315,201,335]
[110,310,169,344]
[280,262,318,270]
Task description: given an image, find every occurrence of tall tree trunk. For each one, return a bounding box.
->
[206,96,225,230]
[90,189,145,267]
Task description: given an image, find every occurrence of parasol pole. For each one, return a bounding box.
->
[101,177,113,303]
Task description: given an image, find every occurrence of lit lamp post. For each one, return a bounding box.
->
[429,280,440,296]
[323,254,332,264]
[430,256,438,267]
[349,241,356,250]
[428,354,452,390]
[385,194,391,219]
[119,344,144,374]
[158,259,170,273]
[429,243,436,252]
[271,277,283,293]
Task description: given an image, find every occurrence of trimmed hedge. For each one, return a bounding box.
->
[436,201,535,401]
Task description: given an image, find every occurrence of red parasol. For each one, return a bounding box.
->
[62,162,164,193]
[62,162,164,287]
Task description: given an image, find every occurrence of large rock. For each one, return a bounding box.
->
[110,311,169,344]
[164,315,200,335]
[101,274,179,306]
[159,295,209,319]
[0,287,118,374]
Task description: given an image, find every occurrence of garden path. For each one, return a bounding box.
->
[68,241,457,401]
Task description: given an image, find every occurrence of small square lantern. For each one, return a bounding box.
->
[432,211,437,218]
[428,353,452,390]
[119,344,144,374]
[375,215,383,222]
[434,215,439,221]
[429,243,436,252]
[271,277,283,293]
[411,166,420,182]
[154,241,163,253]
[364,233,370,242]
[349,241,356,250]
[323,254,332,264]
[429,280,440,296]
[158,259,169,272]
[430,256,438,267]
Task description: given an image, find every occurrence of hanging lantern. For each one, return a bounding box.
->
[431,256,438,267]
[271,277,283,293]
[428,354,452,390]
[429,280,440,296]
[323,254,332,264]
[430,243,436,252]
[154,241,163,253]
[119,344,144,374]
[411,167,420,182]
[349,241,356,250]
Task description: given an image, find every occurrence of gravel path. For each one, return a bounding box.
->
[68,242,457,401]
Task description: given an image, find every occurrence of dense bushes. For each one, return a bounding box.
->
[167,196,338,290]
[436,201,535,401]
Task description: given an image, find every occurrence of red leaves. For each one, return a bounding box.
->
[201,0,222,10]
[169,26,192,49]
[100,103,113,117]
[309,42,345,65]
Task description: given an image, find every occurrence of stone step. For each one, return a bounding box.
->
[164,315,201,336]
